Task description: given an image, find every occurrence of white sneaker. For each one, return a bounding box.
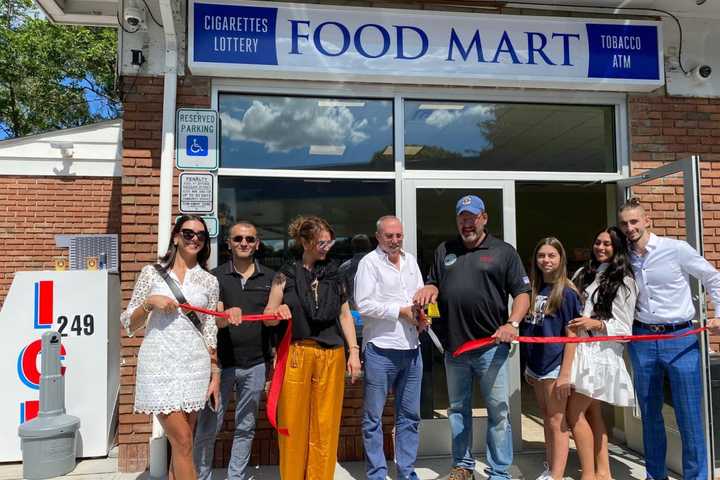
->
[535,463,552,480]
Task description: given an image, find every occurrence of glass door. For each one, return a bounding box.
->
[616,156,715,476]
[401,178,522,455]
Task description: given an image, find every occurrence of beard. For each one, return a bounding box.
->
[461,230,479,242]
[386,244,401,253]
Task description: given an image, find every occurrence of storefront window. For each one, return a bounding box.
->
[217,177,395,268]
[218,94,394,171]
[404,101,616,172]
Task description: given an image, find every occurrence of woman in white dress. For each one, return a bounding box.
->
[567,226,637,480]
[120,215,220,480]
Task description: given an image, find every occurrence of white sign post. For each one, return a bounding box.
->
[176,109,219,170]
[179,172,215,214]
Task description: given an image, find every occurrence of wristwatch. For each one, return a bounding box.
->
[508,321,520,329]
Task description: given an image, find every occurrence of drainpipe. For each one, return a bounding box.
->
[156,0,177,259]
[149,0,177,477]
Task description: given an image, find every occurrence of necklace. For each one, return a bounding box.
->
[310,279,319,308]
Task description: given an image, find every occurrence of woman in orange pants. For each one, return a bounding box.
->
[266,215,362,479]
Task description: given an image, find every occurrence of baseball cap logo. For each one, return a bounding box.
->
[455,194,485,216]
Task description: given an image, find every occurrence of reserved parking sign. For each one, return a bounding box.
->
[176,108,218,170]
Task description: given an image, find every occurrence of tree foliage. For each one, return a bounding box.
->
[0,0,119,139]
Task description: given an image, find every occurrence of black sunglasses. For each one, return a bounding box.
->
[231,235,257,244]
[181,229,208,242]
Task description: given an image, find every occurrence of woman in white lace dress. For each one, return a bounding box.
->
[567,226,637,480]
[120,215,219,480]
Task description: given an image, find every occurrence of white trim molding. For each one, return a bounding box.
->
[0,120,122,177]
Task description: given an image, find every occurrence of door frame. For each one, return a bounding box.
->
[400,178,523,454]
[616,155,715,476]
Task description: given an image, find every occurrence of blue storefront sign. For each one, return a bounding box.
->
[586,24,660,80]
[188,0,664,92]
[192,2,277,65]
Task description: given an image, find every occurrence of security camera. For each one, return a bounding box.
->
[123,0,145,28]
[688,65,712,81]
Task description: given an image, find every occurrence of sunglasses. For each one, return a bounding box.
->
[231,235,257,244]
[180,229,208,242]
[316,239,336,250]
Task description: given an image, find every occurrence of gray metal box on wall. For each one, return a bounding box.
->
[65,234,119,273]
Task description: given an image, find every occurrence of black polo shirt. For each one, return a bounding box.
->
[213,260,275,369]
[426,233,531,353]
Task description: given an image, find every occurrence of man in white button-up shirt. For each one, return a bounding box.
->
[355,215,425,480]
[619,198,720,480]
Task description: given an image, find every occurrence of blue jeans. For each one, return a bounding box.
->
[629,324,707,480]
[362,343,422,480]
[445,343,512,479]
[193,362,266,480]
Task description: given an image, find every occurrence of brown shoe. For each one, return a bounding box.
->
[448,466,475,480]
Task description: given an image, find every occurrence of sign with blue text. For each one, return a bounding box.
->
[188,0,664,91]
[176,108,219,170]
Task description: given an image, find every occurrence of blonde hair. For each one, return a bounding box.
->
[288,215,334,246]
[530,237,578,316]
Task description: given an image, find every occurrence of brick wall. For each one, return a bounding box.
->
[0,176,121,305]
[118,75,394,472]
[628,93,720,350]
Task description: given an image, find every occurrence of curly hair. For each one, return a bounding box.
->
[288,215,335,246]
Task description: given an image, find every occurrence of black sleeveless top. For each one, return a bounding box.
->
[280,260,347,348]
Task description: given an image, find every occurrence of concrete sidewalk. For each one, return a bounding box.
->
[0,444,674,480]
[0,411,678,480]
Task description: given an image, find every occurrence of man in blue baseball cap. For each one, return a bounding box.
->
[415,194,530,480]
[455,194,485,215]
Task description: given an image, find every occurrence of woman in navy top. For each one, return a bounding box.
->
[523,237,581,480]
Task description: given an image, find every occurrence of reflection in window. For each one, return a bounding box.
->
[218,95,394,171]
[404,101,616,172]
[515,182,609,273]
[217,177,395,269]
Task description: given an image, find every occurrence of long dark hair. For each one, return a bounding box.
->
[158,215,211,271]
[529,237,578,316]
[573,226,634,320]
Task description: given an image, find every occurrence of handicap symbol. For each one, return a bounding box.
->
[190,139,203,154]
[187,136,208,156]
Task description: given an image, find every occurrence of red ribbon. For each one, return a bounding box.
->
[453,326,707,357]
[180,303,291,436]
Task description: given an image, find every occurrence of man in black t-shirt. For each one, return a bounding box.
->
[193,221,275,480]
[414,195,530,480]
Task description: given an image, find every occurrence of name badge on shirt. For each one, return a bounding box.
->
[444,254,457,267]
